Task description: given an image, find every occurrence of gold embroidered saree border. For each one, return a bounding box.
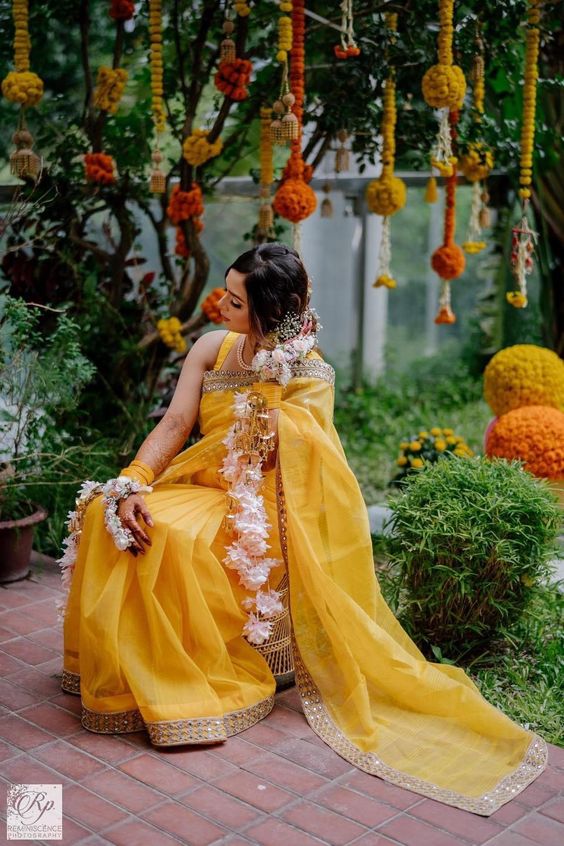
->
[61,669,81,695]
[76,695,274,745]
[274,465,548,816]
[202,360,335,394]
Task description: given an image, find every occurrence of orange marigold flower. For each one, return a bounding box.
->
[431,243,466,280]
[84,152,116,185]
[272,178,317,223]
[485,405,564,480]
[109,0,135,21]
[201,287,225,324]
[166,184,204,225]
[214,58,252,101]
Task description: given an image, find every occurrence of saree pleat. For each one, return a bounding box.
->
[62,331,547,811]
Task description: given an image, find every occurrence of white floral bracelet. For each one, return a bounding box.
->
[101,475,153,551]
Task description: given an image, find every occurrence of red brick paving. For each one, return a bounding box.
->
[0,559,561,846]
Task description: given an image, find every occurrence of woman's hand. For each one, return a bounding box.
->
[117,494,154,556]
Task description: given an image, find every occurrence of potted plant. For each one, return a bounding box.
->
[386,455,561,660]
[0,295,94,582]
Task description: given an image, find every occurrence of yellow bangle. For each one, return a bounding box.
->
[251,382,282,408]
[120,460,155,486]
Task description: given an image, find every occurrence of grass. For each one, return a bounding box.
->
[334,349,492,504]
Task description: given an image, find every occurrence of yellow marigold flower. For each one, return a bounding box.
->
[446,436,458,445]
[399,441,410,450]
[430,427,442,436]
[434,439,447,451]
[418,431,429,439]
[484,344,564,416]
[396,456,408,466]
[410,441,422,452]
[443,428,454,436]
[411,457,424,469]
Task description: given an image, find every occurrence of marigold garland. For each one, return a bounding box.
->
[84,152,116,185]
[2,0,44,116]
[508,0,541,309]
[157,317,187,354]
[334,0,360,59]
[270,2,298,144]
[485,405,564,480]
[175,218,204,257]
[109,0,134,20]
[201,288,226,324]
[272,0,317,240]
[166,184,204,225]
[258,106,275,236]
[483,344,564,417]
[93,66,128,114]
[215,58,252,101]
[182,129,223,167]
[148,0,166,193]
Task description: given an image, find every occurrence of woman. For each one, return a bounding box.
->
[61,243,546,815]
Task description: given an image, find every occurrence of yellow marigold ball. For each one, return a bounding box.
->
[459,144,494,183]
[485,405,564,480]
[422,64,466,110]
[1,70,44,106]
[484,344,564,417]
[182,129,223,167]
[365,176,406,217]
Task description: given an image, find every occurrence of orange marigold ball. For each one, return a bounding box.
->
[431,243,466,280]
[84,153,116,185]
[484,344,564,417]
[272,178,317,223]
[485,405,564,480]
[201,287,225,324]
[166,184,204,225]
[109,0,135,20]
[214,58,252,101]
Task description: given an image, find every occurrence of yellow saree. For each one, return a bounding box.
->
[62,331,547,815]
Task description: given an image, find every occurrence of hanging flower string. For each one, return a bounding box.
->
[182,129,223,166]
[422,0,466,182]
[157,317,187,353]
[2,0,43,179]
[507,0,541,309]
[461,36,493,254]
[148,0,166,193]
[432,110,466,324]
[270,1,299,143]
[366,13,405,290]
[258,106,275,237]
[220,392,283,646]
[272,0,317,249]
[334,0,360,59]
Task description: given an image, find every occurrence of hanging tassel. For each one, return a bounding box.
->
[507,214,536,308]
[335,129,350,173]
[425,176,438,203]
[10,126,41,180]
[320,182,333,218]
[431,109,456,177]
[373,216,396,289]
[463,181,486,254]
[149,148,166,194]
[220,18,236,62]
[434,278,456,324]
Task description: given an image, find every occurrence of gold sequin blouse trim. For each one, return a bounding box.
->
[275,465,548,816]
[202,360,335,394]
[78,695,274,745]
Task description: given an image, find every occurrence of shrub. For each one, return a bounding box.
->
[386,456,561,658]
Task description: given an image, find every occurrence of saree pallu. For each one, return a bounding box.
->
[62,331,547,815]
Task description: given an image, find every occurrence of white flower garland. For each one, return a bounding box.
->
[56,476,152,619]
[220,391,283,645]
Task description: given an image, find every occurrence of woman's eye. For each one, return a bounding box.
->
[231,300,242,309]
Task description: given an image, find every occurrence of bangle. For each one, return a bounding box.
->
[120,460,155,486]
[102,476,153,551]
[251,382,282,408]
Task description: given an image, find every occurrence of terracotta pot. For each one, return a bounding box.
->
[0,506,48,583]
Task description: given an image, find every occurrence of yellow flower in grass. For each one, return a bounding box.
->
[446,436,458,445]
[397,456,408,466]
[434,439,447,451]
[410,457,424,469]
[418,431,429,439]
[430,427,442,436]
[410,441,422,451]
[399,441,410,450]
[443,428,454,436]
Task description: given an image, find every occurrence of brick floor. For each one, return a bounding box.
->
[0,559,562,846]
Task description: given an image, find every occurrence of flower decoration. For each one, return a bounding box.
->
[485,406,564,480]
[258,106,275,236]
[182,129,223,167]
[148,0,166,193]
[109,0,134,20]
[157,316,187,353]
[201,288,225,324]
[422,0,466,179]
[508,0,541,307]
[273,0,317,245]
[84,152,116,185]
[391,427,474,485]
[483,344,564,417]
[93,66,128,114]
[166,183,204,225]
[2,70,43,107]
[251,308,320,386]
[215,57,252,101]
[270,2,300,144]
[220,391,282,645]
[334,0,360,58]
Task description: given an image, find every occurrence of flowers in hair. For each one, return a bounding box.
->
[220,391,282,645]
[251,308,320,386]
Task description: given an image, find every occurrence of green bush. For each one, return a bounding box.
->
[386,456,561,659]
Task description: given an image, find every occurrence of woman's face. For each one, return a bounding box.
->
[219,268,251,334]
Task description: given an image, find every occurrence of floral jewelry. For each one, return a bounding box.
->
[220,391,283,645]
[252,307,321,386]
[57,476,152,619]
